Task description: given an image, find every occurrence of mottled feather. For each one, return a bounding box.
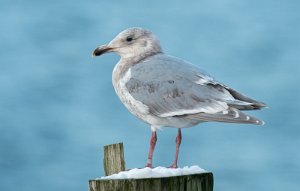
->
[125,54,265,125]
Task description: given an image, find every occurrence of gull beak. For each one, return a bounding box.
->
[92,45,113,57]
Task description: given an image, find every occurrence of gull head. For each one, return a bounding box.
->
[93,27,162,60]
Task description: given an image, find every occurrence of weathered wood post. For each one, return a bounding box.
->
[103,142,126,176]
[89,142,214,191]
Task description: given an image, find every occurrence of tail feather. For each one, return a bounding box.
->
[226,100,266,110]
[181,107,264,125]
[226,88,267,110]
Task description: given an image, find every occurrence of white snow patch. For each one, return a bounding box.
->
[98,165,206,180]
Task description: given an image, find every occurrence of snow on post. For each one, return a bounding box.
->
[89,142,214,191]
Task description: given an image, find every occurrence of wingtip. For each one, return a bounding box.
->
[258,102,268,109]
[256,120,265,125]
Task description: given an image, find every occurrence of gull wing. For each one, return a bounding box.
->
[126,54,265,124]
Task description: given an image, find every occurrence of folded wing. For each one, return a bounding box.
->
[126,54,266,125]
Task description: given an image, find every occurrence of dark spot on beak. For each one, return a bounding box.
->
[92,45,113,56]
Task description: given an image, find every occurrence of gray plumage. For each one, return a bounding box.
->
[123,54,265,127]
[93,27,266,130]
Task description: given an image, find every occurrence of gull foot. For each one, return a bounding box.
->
[145,163,154,168]
[168,164,178,168]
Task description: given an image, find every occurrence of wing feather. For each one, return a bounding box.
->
[179,107,264,125]
[125,54,265,123]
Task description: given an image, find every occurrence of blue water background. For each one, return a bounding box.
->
[1,0,299,190]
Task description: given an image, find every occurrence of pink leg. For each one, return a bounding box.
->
[146,131,157,168]
[169,128,182,168]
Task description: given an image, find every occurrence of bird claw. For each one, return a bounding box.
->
[145,163,153,168]
[168,164,178,168]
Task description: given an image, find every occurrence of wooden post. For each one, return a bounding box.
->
[89,142,214,191]
[89,173,213,191]
[103,143,126,176]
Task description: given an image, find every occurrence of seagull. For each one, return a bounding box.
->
[93,27,266,168]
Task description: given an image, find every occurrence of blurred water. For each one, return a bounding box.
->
[0,0,299,190]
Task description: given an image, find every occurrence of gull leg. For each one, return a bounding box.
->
[169,128,182,168]
[146,130,157,168]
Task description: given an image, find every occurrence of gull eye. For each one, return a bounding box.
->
[126,36,133,42]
